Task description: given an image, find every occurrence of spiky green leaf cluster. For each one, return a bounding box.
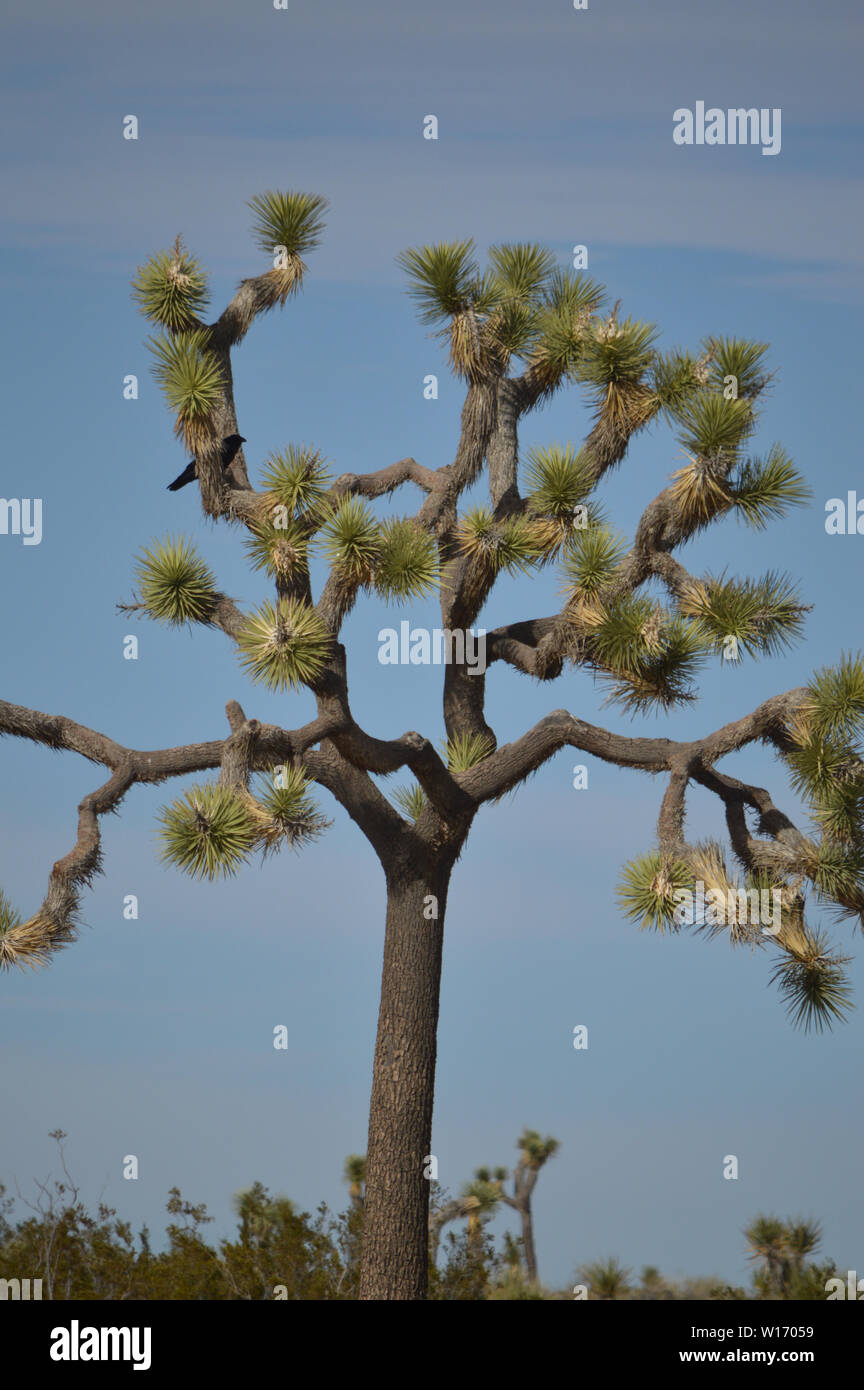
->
[260,446,332,517]
[248,191,328,260]
[321,496,382,584]
[373,518,439,602]
[574,316,658,389]
[442,732,496,772]
[650,349,703,420]
[132,239,210,331]
[584,598,707,712]
[617,851,693,932]
[730,446,811,529]
[236,598,331,691]
[560,526,628,599]
[526,269,605,392]
[243,517,309,581]
[396,240,481,324]
[783,657,864,848]
[134,536,217,625]
[488,243,556,301]
[158,783,256,880]
[392,783,428,820]
[803,654,864,742]
[0,888,21,937]
[524,443,595,519]
[147,330,223,447]
[703,336,770,399]
[249,766,331,852]
[674,393,753,461]
[455,506,545,577]
[680,572,808,660]
[769,928,853,1033]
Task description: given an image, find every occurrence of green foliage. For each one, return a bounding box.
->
[321,496,381,585]
[704,335,770,399]
[487,242,556,302]
[248,190,328,260]
[524,443,595,519]
[236,598,332,692]
[527,269,605,390]
[0,889,20,937]
[147,330,223,451]
[158,783,256,880]
[618,851,693,932]
[374,518,440,602]
[243,517,309,582]
[396,239,481,324]
[259,446,332,517]
[586,598,707,712]
[560,526,627,599]
[650,349,703,420]
[578,1256,632,1300]
[132,237,209,331]
[442,731,496,772]
[248,767,330,854]
[769,928,853,1033]
[731,446,811,529]
[574,316,658,389]
[134,536,217,626]
[392,783,428,820]
[674,392,753,460]
[455,506,545,577]
[680,571,808,660]
[803,653,864,743]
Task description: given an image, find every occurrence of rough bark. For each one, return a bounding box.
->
[359,864,451,1300]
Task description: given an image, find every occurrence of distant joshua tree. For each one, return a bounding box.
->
[3,189,864,1300]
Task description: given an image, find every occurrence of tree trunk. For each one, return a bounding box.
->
[521,1204,538,1283]
[359,864,450,1299]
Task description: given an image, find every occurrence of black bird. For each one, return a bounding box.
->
[167,434,247,491]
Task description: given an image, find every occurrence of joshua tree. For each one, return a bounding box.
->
[745,1214,823,1298]
[497,1130,559,1283]
[3,188,864,1301]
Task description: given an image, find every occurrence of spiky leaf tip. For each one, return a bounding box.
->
[248,190,328,300]
[243,518,309,581]
[442,732,495,773]
[374,518,439,602]
[674,393,754,462]
[236,598,332,692]
[560,526,628,600]
[132,236,210,331]
[455,507,544,577]
[617,851,693,931]
[769,928,853,1033]
[679,571,808,661]
[158,783,256,880]
[574,316,659,389]
[803,653,864,743]
[147,329,223,452]
[731,446,811,530]
[259,445,332,519]
[134,536,217,625]
[320,496,381,585]
[0,888,21,937]
[396,240,480,324]
[392,783,428,820]
[703,335,771,399]
[247,766,331,853]
[524,443,595,519]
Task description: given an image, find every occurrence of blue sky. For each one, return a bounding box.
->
[1,0,863,1292]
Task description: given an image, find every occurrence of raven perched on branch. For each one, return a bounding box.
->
[167,434,246,491]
